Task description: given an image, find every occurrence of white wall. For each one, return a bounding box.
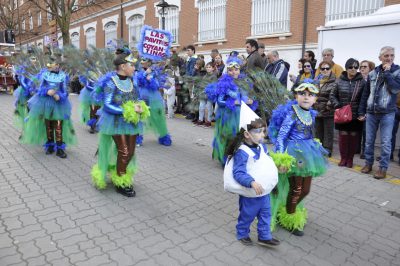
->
[317,23,400,68]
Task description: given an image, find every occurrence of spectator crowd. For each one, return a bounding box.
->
[160,41,400,179]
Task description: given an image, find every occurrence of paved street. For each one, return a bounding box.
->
[1,93,400,266]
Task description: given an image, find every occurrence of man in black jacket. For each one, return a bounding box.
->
[244,39,264,72]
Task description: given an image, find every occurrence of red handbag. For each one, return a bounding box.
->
[334,81,360,124]
[334,104,353,124]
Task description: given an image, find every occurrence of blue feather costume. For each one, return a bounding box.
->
[22,69,77,150]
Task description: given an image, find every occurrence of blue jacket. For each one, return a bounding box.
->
[264,59,289,87]
[359,64,400,115]
[185,55,197,76]
[233,143,269,188]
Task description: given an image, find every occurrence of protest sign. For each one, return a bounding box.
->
[137,25,172,61]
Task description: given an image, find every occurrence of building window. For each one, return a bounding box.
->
[29,15,33,30]
[37,11,42,27]
[71,32,80,48]
[86,27,96,48]
[72,1,79,11]
[325,0,384,22]
[104,21,117,48]
[21,19,25,32]
[58,37,63,49]
[251,0,291,36]
[197,0,226,42]
[159,6,179,44]
[47,7,53,22]
[128,14,143,48]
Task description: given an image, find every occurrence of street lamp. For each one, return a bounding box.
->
[156,0,178,30]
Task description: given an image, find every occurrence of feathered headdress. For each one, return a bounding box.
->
[293,78,319,94]
[226,56,242,69]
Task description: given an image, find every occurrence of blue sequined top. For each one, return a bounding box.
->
[275,105,316,153]
[103,75,139,115]
[38,70,69,102]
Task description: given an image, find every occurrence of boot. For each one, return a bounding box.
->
[361,164,372,174]
[338,132,349,167]
[373,168,387,179]
[346,132,359,168]
[115,185,136,197]
[44,141,55,154]
[45,120,55,154]
[56,142,67,158]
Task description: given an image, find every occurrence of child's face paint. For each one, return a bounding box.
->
[295,90,317,110]
[246,127,266,144]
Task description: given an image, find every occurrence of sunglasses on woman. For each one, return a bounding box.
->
[347,66,359,70]
[320,67,330,71]
[304,65,312,68]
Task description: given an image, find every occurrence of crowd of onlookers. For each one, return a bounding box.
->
[162,40,400,179]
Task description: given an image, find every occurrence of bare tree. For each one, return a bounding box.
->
[0,0,18,31]
[27,0,108,45]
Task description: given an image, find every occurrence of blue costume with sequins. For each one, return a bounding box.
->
[13,68,42,129]
[78,75,101,130]
[208,74,254,165]
[22,69,76,153]
[96,75,141,135]
[269,100,328,232]
[275,103,328,177]
[91,73,144,190]
[135,68,172,146]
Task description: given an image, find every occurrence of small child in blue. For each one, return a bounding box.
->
[224,103,280,247]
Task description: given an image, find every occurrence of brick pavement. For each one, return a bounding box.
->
[0,94,399,266]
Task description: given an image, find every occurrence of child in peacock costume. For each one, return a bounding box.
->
[12,49,46,132]
[205,56,256,166]
[61,46,115,135]
[135,58,172,146]
[91,48,150,197]
[13,66,41,130]
[78,74,101,133]
[21,56,76,158]
[268,80,329,236]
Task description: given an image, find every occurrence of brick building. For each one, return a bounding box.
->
[9,0,400,69]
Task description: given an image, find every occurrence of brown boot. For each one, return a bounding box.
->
[361,165,372,174]
[373,169,387,179]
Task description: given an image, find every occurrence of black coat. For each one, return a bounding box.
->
[330,72,366,120]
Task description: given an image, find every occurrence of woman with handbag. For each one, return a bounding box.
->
[330,58,366,168]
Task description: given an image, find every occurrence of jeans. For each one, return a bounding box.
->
[391,108,400,159]
[199,99,213,122]
[365,112,396,170]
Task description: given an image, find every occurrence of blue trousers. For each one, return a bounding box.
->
[365,112,395,170]
[236,195,272,240]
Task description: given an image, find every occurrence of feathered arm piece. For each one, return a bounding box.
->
[215,74,240,110]
[122,100,150,124]
[204,82,218,103]
[55,72,68,102]
[268,100,297,147]
[269,151,295,172]
[91,71,116,104]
